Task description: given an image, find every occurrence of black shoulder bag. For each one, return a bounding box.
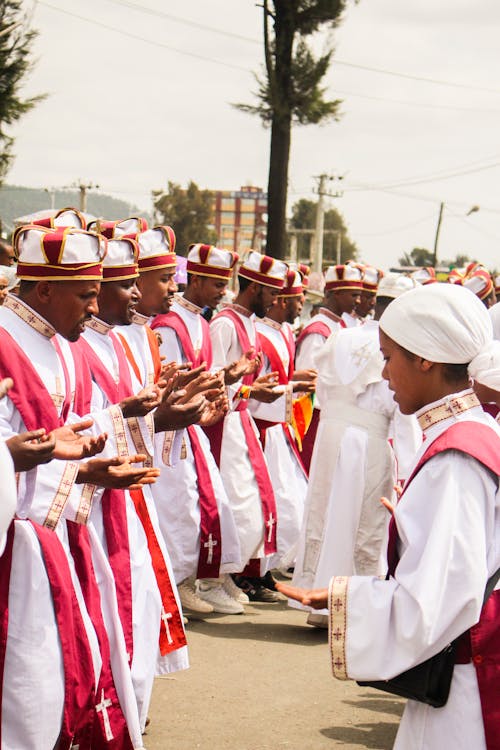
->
[357,567,500,708]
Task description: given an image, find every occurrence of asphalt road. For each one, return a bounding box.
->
[145,594,404,750]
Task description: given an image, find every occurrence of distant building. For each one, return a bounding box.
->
[213,186,267,254]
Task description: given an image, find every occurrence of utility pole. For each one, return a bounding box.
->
[432,201,445,268]
[72,180,99,212]
[312,173,343,274]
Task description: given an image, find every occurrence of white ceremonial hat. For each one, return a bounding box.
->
[361,265,384,291]
[14,225,105,281]
[32,206,87,229]
[411,267,437,285]
[463,268,494,301]
[380,282,493,366]
[101,237,139,281]
[279,269,303,297]
[324,264,363,292]
[469,339,500,391]
[377,273,418,299]
[113,216,149,238]
[238,250,288,289]
[135,226,177,272]
[187,243,238,280]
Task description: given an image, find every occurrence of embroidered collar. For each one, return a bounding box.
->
[175,294,202,315]
[319,307,343,324]
[4,294,56,339]
[86,316,113,336]
[131,311,150,326]
[417,390,480,432]
[223,302,252,318]
[261,317,282,332]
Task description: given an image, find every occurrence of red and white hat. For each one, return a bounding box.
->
[279,269,303,297]
[463,268,494,301]
[101,237,139,281]
[135,226,176,272]
[494,274,500,296]
[298,263,311,288]
[87,219,117,239]
[377,272,418,299]
[32,207,87,230]
[361,265,384,292]
[238,250,288,289]
[324,263,363,292]
[14,225,105,281]
[411,267,437,285]
[113,217,149,239]
[187,244,238,280]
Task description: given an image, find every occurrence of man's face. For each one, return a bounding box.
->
[332,289,361,315]
[285,295,303,324]
[0,245,14,267]
[251,284,279,318]
[357,290,376,318]
[97,278,141,326]
[137,268,177,316]
[197,276,228,310]
[0,274,8,305]
[44,280,101,341]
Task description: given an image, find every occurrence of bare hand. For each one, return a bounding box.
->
[154,393,208,432]
[198,395,228,427]
[275,582,329,610]
[292,369,317,382]
[292,380,316,394]
[223,349,261,385]
[76,454,160,490]
[6,429,56,472]
[250,372,282,403]
[49,419,107,460]
[120,385,162,418]
[0,377,13,400]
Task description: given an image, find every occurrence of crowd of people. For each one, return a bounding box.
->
[0,205,498,749]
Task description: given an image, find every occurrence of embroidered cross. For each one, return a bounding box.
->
[351,343,372,367]
[266,513,276,542]
[333,627,342,641]
[96,689,114,741]
[204,534,218,565]
[161,608,174,645]
[333,598,343,612]
[334,657,344,671]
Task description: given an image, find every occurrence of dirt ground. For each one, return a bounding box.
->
[145,593,404,750]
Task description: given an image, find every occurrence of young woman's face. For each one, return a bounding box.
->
[379,329,430,415]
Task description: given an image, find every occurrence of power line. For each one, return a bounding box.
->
[331,87,500,115]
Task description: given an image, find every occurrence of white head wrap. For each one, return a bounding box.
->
[468,340,500,391]
[379,283,493,373]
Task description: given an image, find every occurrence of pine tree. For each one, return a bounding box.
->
[234,0,350,259]
[0,1,45,185]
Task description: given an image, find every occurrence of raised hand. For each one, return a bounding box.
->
[76,454,160,490]
[249,372,282,403]
[223,349,261,385]
[275,582,329,610]
[120,385,162,418]
[197,395,229,427]
[6,429,56,472]
[292,368,317,383]
[49,418,107,460]
[154,392,208,432]
[292,380,316,394]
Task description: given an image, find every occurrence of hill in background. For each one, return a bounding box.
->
[0,185,150,236]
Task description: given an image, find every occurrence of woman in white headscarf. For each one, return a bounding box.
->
[279,283,500,750]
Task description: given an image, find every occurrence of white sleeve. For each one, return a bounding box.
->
[0,441,16,554]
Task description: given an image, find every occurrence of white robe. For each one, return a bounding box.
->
[145,297,241,583]
[292,321,421,611]
[210,307,287,569]
[329,395,500,750]
[0,441,16,555]
[251,317,308,569]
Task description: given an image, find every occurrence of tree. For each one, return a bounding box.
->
[398,247,435,267]
[290,197,358,263]
[0,1,46,186]
[235,0,349,259]
[152,181,217,256]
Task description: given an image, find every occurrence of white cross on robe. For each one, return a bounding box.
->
[161,608,174,644]
[204,533,218,564]
[266,513,276,542]
[96,688,114,741]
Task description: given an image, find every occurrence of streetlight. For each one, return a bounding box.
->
[432,203,480,267]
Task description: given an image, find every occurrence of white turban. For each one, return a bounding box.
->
[379,283,493,371]
[468,340,500,391]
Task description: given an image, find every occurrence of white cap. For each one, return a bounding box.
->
[187,244,238,280]
[14,225,105,281]
[101,237,139,281]
[238,250,288,289]
[377,273,418,299]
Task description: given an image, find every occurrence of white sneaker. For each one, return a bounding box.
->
[222,574,250,604]
[198,582,244,614]
[178,577,214,614]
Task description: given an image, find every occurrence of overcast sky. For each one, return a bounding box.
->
[6,0,500,270]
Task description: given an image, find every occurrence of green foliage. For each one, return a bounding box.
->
[398,247,435,267]
[152,181,217,256]
[0,1,46,185]
[290,197,358,262]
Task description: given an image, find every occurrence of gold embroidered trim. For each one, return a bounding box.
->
[127,416,153,468]
[110,404,129,457]
[180,437,187,460]
[223,302,252,318]
[131,312,150,326]
[417,391,479,431]
[86,316,113,336]
[162,430,175,466]
[3,295,56,338]
[44,461,79,530]
[261,316,282,332]
[175,294,202,315]
[329,576,349,680]
[285,383,293,424]
[319,307,343,324]
[75,483,96,524]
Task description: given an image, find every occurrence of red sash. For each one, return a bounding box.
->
[387,421,500,750]
[298,407,320,475]
[67,521,134,749]
[207,308,277,555]
[151,310,223,576]
[295,320,334,348]
[79,330,186,655]
[151,311,213,368]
